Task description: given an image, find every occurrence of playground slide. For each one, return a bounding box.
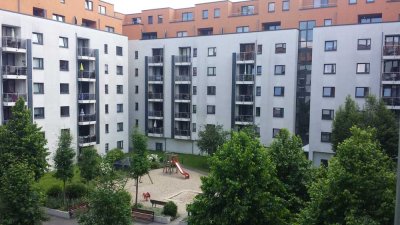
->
[173,160,190,179]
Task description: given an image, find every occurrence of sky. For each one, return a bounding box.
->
[103,0,239,14]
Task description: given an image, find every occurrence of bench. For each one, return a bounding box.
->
[132,208,154,223]
[150,199,167,208]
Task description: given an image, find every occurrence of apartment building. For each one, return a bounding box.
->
[0,2,129,163]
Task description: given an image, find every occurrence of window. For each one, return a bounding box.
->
[321,132,332,143]
[349,0,357,4]
[208,47,216,56]
[60,60,69,71]
[34,107,45,119]
[323,87,335,97]
[257,66,262,75]
[274,65,285,75]
[32,32,43,45]
[268,2,275,12]
[33,83,44,94]
[182,12,194,21]
[355,87,369,98]
[33,58,44,69]
[324,19,332,26]
[207,67,216,76]
[256,86,261,96]
[207,105,216,114]
[117,141,123,149]
[53,14,65,22]
[241,5,255,15]
[192,123,197,132]
[158,15,163,24]
[325,40,337,51]
[132,17,141,24]
[117,104,123,113]
[193,48,197,57]
[207,86,216,95]
[282,0,290,10]
[60,83,69,94]
[193,67,197,76]
[263,21,281,30]
[116,46,123,56]
[322,109,334,120]
[358,39,371,50]
[105,64,109,74]
[135,51,138,59]
[105,26,114,33]
[193,105,197,114]
[85,0,93,10]
[135,85,139,94]
[273,128,281,138]
[275,43,286,53]
[273,107,284,118]
[256,107,261,117]
[214,8,220,18]
[105,143,109,152]
[61,129,70,135]
[60,106,70,117]
[98,5,106,14]
[135,68,138,77]
[236,26,249,33]
[117,85,123,94]
[105,84,108,94]
[148,16,153,24]
[33,7,45,17]
[366,0,374,3]
[356,63,370,74]
[105,104,109,114]
[193,86,197,95]
[202,10,208,19]
[59,37,68,48]
[104,44,108,54]
[177,31,188,37]
[116,66,123,75]
[324,64,336,74]
[358,14,382,24]
[274,87,285,96]
[135,102,138,111]
[257,45,262,54]
[105,124,109,133]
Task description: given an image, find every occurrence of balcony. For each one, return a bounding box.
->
[2,37,27,53]
[148,75,163,83]
[174,55,191,66]
[236,52,255,63]
[77,47,96,60]
[382,72,400,84]
[236,95,254,104]
[148,111,163,118]
[78,93,96,103]
[383,45,400,58]
[78,71,96,81]
[2,65,27,79]
[78,135,96,147]
[148,93,163,101]
[235,115,254,124]
[3,93,27,106]
[236,74,254,84]
[175,93,191,102]
[175,112,191,121]
[174,129,191,139]
[78,113,96,125]
[148,56,163,66]
[383,97,400,110]
[300,0,337,9]
[148,127,164,137]
[175,75,191,84]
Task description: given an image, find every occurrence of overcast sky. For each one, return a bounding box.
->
[103,0,239,14]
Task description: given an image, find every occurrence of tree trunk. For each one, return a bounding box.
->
[63,180,66,207]
[135,177,139,207]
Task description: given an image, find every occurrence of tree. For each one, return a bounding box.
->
[267,129,312,219]
[298,127,396,225]
[197,124,229,155]
[104,148,125,166]
[0,98,48,180]
[0,161,44,225]
[54,130,76,205]
[78,147,101,183]
[129,128,150,207]
[187,131,290,225]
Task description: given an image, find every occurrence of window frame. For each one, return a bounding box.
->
[59,60,69,71]
[282,0,290,11]
[325,40,337,51]
[60,106,70,117]
[60,83,69,94]
[98,5,106,15]
[207,86,216,95]
[273,107,284,118]
[268,2,275,12]
[117,104,123,113]
[274,65,286,75]
[33,58,44,70]
[355,87,369,98]
[322,87,335,97]
[33,83,44,94]
[207,105,216,114]
[116,46,123,56]
[356,63,370,74]
[59,36,68,48]
[116,66,123,75]
[202,10,209,19]
[323,64,336,74]
[207,67,216,76]
[321,132,332,143]
[357,38,371,50]
[214,8,221,18]
[274,86,285,96]
[208,47,217,56]
[34,107,45,119]
[321,109,334,120]
[275,43,286,54]
[32,32,43,45]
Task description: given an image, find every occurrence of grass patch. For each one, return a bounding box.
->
[148,150,209,172]
[36,166,82,192]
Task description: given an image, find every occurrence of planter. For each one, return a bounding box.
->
[154,215,171,224]
[43,207,71,219]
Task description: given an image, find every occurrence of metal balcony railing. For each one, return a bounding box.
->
[175,93,191,101]
[2,37,27,49]
[78,114,96,122]
[236,74,254,82]
[236,95,254,102]
[174,55,191,63]
[77,47,95,57]
[148,93,163,99]
[230,10,258,17]
[235,115,254,122]
[78,71,96,79]
[148,55,163,64]
[383,45,400,56]
[175,112,190,119]
[175,75,191,81]
[148,75,163,82]
[3,93,27,103]
[2,65,27,76]
[236,52,255,61]
[148,127,163,134]
[383,97,400,107]
[79,135,96,144]
[382,72,400,81]
[175,129,190,136]
[78,93,96,100]
[148,111,163,117]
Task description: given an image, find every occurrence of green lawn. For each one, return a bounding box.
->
[36,166,83,192]
[148,150,209,172]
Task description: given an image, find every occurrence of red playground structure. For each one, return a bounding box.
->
[163,154,190,179]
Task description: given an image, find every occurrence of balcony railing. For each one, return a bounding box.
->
[383,97,400,107]
[383,45,400,56]
[236,95,254,102]
[236,74,254,82]
[2,65,27,76]
[78,93,96,101]
[148,93,163,99]
[382,72,400,81]
[175,112,190,119]
[148,55,163,64]
[148,127,163,134]
[174,55,191,63]
[237,52,255,61]
[2,37,27,49]
[230,10,258,17]
[175,93,191,101]
[175,75,191,81]
[78,47,95,57]
[175,129,190,136]
[79,114,96,122]
[3,93,27,103]
[148,75,163,82]
[79,135,96,144]
[78,71,96,79]
[235,115,254,122]
[148,111,163,117]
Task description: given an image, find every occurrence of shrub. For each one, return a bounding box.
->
[65,183,87,199]
[163,201,177,217]
[46,184,63,198]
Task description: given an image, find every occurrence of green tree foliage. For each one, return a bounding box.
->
[197,124,229,155]
[268,129,312,219]
[129,128,151,207]
[54,130,76,205]
[104,148,125,165]
[0,161,44,225]
[78,147,101,183]
[187,131,290,225]
[0,98,48,180]
[298,127,396,225]
[332,95,398,159]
